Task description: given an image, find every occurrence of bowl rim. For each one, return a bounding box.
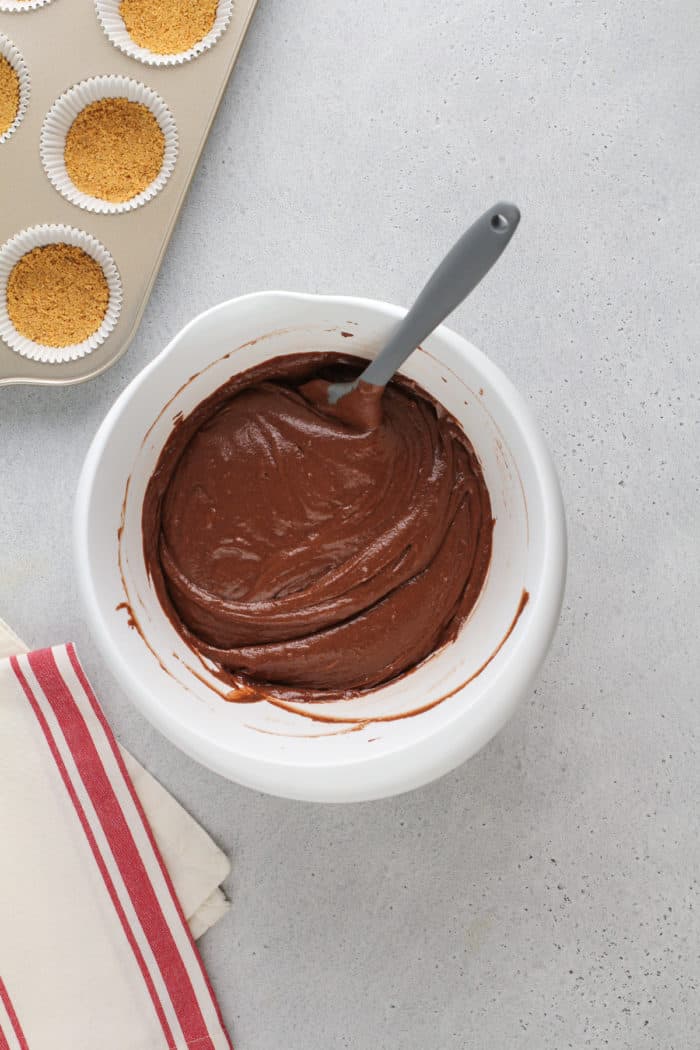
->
[74,290,567,801]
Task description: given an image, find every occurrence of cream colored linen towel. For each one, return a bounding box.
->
[0,615,230,939]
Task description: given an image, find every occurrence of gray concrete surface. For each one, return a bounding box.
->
[2,1,699,1046]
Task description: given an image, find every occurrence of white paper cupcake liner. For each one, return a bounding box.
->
[0,225,122,363]
[40,76,178,215]
[95,0,233,67]
[0,34,30,145]
[0,0,55,11]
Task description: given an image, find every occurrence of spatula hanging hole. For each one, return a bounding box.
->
[491,213,509,231]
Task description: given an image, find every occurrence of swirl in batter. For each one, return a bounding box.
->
[142,352,493,698]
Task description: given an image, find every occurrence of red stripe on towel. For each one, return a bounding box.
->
[66,644,233,1049]
[26,648,219,1050]
[9,656,177,1050]
[1,972,30,1050]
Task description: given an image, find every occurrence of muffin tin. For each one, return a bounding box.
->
[0,0,258,386]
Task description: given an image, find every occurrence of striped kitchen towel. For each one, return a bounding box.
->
[0,643,232,1050]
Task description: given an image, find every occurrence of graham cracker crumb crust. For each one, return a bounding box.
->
[0,55,20,138]
[7,244,109,347]
[64,98,165,203]
[119,0,218,55]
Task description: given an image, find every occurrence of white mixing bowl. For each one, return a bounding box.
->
[74,292,566,802]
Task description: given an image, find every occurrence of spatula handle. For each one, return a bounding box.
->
[360,202,520,388]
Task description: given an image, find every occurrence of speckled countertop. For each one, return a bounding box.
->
[1,2,698,1047]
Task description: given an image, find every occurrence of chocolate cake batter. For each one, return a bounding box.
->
[142,352,493,698]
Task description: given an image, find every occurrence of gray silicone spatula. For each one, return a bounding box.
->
[317,202,520,414]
